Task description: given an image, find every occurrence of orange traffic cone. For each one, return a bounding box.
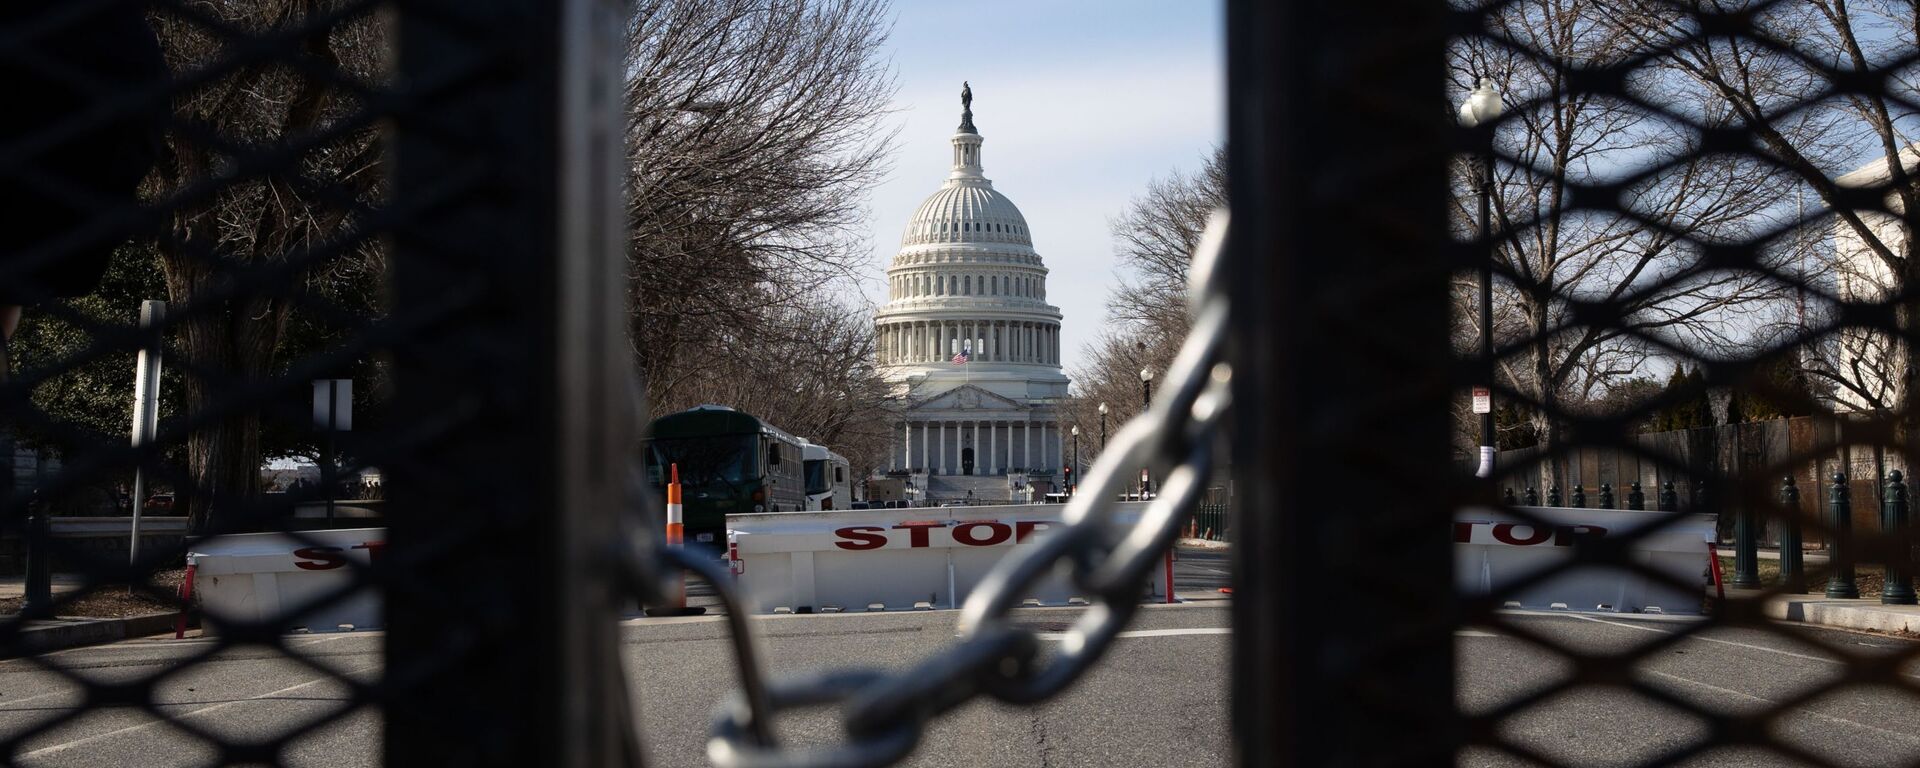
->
[647,463,705,616]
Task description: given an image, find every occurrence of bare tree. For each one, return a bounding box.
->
[1599,0,1920,421]
[1452,0,1792,485]
[624,0,896,415]
[145,1,385,533]
[1107,148,1225,344]
[1065,149,1225,468]
[649,298,899,481]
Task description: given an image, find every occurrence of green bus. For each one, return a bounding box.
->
[643,405,808,548]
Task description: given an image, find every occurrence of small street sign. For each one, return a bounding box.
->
[1471,387,1491,414]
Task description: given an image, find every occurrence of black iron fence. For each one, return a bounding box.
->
[1186,502,1229,542]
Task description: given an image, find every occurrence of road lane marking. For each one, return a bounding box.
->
[15,662,378,759]
[1561,614,1861,667]
[0,633,374,716]
[1643,669,1920,745]
[1035,628,1230,640]
[1029,628,1505,641]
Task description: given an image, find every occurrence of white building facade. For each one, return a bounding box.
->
[875,88,1069,501]
[1830,150,1916,413]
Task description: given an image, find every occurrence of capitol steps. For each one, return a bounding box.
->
[925,474,1015,504]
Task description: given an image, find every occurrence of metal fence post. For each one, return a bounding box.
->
[1732,489,1761,589]
[385,0,639,764]
[1779,475,1803,593]
[1628,481,1644,511]
[1881,471,1915,605]
[1227,0,1456,761]
[1827,473,1858,599]
[20,501,52,621]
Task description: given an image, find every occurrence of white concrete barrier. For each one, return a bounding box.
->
[727,502,1168,613]
[1456,506,1716,614]
[187,528,383,633]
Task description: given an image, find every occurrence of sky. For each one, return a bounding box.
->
[853,1,1224,373]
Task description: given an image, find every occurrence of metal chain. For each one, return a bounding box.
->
[621,211,1233,768]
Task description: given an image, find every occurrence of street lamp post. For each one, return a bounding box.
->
[1071,425,1080,497]
[1098,402,1108,455]
[1140,367,1155,498]
[1458,77,1503,480]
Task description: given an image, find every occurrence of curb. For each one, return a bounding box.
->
[1178,538,1229,550]
[6,612,188,657]
[1763,595,1920,636]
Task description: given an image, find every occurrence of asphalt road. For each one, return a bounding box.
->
[1461,612,1920,768]
[0,551,1915,766]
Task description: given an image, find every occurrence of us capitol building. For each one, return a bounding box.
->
[874,84,1070,503]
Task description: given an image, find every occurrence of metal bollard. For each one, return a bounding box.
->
[1571,485,1585,509]
[1502,487,1516,506]
[1598,483,1614,510]
[1547,485,1561,507]
[1628,481,1645,511]
[1827,473,1858,599]
[1523,486,1539,506]
[20,503,53,620]
[1779,475,1803,593]
[1881,470,1916,605]
[1658,481,1678,512]
[1732,481,1761,589]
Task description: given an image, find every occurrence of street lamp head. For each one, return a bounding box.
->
[1139,367,1154,383]
[1098,402,1108,415]
[1071,425,1079,436]
[1457,77,1504,128]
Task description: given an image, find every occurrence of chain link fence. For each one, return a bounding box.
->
[6,0,1920,767]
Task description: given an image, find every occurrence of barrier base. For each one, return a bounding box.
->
[643,606,707,617]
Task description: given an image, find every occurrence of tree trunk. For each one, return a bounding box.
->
[169,264,287,535]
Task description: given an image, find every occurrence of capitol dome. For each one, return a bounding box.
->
[871,83,1070,496]
[900,181,1033,248]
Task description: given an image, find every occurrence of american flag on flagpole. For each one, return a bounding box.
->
[951,345,970,365]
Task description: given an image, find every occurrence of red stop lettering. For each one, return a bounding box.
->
[352,541,387,564]
[953,522,1012,546]
[1553,525,1607,546]
[1453,521,1485,543]
[833,526,887,551]
[1015,521,1052,542]
[892,522,942,548]
[1491,523,1551,546]
[293,546,346,570]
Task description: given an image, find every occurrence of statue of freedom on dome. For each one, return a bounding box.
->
[961,81,972,111]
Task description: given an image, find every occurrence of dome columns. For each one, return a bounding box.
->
[876,318,1061,366]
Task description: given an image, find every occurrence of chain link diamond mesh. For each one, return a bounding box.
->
[1451,1,1920,766]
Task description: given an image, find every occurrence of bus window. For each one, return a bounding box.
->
[646,434,758,486]
[804,461,829,496]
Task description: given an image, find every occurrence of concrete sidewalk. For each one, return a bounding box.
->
[1756,592,1920,636]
